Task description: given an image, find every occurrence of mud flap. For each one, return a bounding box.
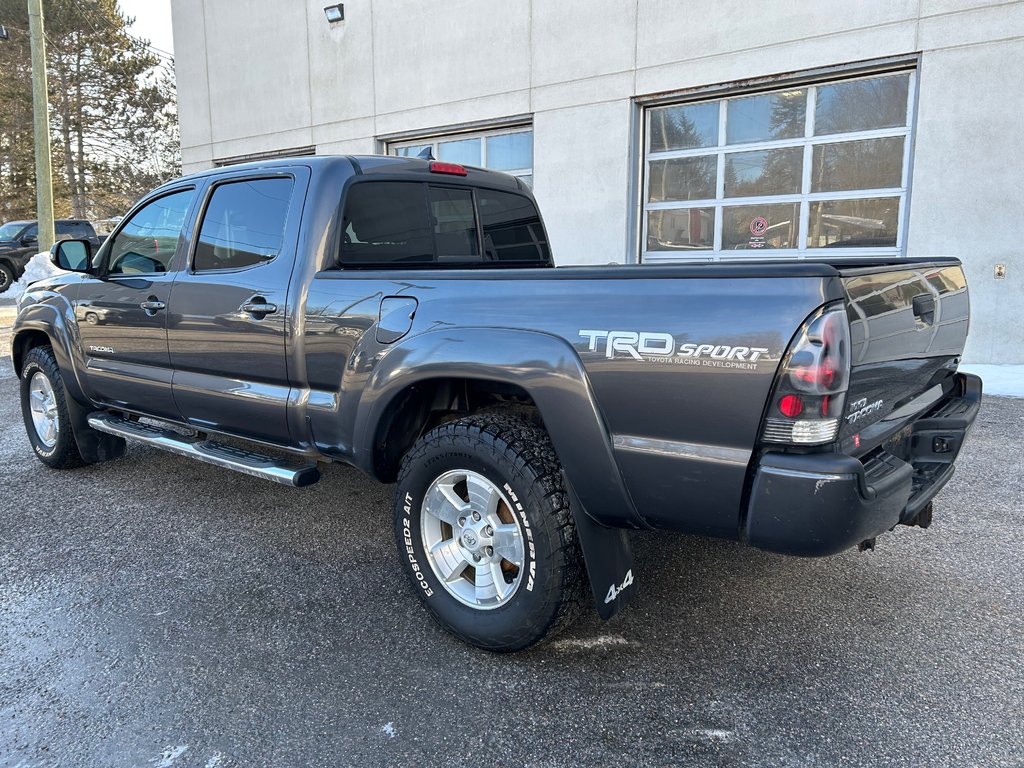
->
[67,400,126,463]
[564,475,637,620]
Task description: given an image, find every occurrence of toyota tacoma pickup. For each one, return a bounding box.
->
[11,155,982,651]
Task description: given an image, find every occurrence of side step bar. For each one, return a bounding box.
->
[87,413,320,487]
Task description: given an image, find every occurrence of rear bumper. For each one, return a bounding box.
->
[745,372,982,556]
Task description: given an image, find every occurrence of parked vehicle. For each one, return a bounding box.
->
[0,219,105,293]
[10,156,982,651]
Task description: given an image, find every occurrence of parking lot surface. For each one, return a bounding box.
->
[1,314,1021,767]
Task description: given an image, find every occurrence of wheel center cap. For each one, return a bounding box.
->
[461,530,479,549]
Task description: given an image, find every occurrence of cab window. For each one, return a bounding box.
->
[193,177,295,272]
[107,189,195,275]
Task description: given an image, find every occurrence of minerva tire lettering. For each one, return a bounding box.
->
[391,411,585,652]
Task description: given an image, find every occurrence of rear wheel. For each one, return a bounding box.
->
[393,412,585,652]
[19,346,84,469]
[0,263,14,294]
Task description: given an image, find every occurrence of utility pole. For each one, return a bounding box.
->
[27,0,55,251]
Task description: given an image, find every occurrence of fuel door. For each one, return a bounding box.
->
[377,296,418,344]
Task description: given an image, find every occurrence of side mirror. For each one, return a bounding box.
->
[50,239,92,273]
[21,235,37,247]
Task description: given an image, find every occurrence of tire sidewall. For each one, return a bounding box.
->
[395,433,561,648]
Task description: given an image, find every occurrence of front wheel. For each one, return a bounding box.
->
[20,346,84,469]
[0,263,14,294]
[393,412,585,652]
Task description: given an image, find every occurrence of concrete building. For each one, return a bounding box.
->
[170,0,1023,363]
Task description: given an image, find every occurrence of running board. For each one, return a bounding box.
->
[87,413,320,487]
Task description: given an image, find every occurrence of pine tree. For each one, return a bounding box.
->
[0,0,180,222]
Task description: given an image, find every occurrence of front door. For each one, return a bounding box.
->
[76,186,198,419]
[166,169,306,445]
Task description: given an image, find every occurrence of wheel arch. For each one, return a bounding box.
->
[353,327,643,530]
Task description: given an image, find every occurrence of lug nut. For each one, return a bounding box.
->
[485,546,493,557]
[458,517,467,527]
[472,511,481,522]
[471,553,481,563]
[484,525,494,536]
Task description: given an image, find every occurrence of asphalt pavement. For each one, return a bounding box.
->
[1,315,1021,767]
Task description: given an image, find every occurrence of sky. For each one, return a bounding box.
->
[117,0,175,58]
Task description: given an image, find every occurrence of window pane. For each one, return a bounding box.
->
[394,144,431,158]
[438,137,481,165]
[429,186,479,263]
[811,137,904,193]
[648,102,719,152]
[726,90,806,144]
[194,179,293,272]
[722,203,800,250]
[646,208,714,251]
[724,147,802,197]
[807,197,899,248]
[108,189,194,274]
[478,189,551,263]
[486,132,532,171]
[341,182,434,266]
[648,155,717,202]
[814,74,910,135]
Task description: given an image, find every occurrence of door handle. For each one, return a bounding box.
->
[140,299,166,312]
[240,297,278,317]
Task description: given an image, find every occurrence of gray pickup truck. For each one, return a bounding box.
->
[11,156,982,651]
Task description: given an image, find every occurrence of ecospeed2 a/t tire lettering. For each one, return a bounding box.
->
[393,412,585,652]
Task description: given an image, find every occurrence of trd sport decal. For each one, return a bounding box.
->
[578,329,772,371]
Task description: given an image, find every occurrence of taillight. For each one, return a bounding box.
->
[761,303,851,446]
[429,161,468,176]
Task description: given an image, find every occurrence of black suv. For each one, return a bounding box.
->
[0,219,102,293]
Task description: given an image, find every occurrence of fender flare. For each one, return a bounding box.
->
[12,298,88,402]
[352,327,640,618]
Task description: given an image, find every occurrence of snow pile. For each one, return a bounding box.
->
[959,364,1024,398]
[4,251,67,301]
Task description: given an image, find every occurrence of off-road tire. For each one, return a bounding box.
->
[20,346,85,469]
[0,263,14,294]
[393,412,585,652]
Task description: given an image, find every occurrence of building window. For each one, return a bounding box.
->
[642,70,915,261]
[388,126,534,187]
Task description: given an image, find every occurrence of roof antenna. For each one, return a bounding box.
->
[416,146,435,160]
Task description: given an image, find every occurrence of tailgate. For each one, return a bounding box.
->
[837,260,969,451]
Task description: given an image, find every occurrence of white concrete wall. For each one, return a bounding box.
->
[171,0,1024,363]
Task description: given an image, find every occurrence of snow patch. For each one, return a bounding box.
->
[692,728,736,744]
[959,365,1024,398]
[5,251,67,301]
[151,745,189,767]
[551,635,629,651]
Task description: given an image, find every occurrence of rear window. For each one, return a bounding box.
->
[339,181,550,268]
[56,221,91,237]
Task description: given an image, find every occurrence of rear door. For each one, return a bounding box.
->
[837,261,970,452]
[75,186,198,419]
[166,167,308,444]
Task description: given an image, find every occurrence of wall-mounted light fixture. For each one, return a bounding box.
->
[324,4,344,23]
